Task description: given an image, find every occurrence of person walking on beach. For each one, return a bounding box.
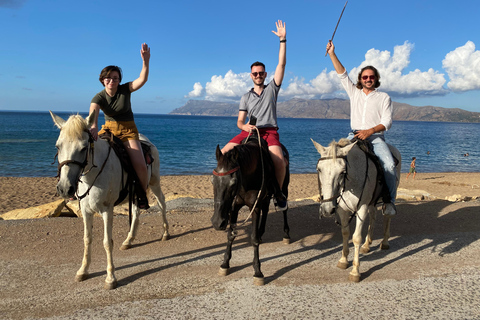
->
[326,41,398,216]
[406,157,417,180]
[88,43,151,209]
[221,20,287,210]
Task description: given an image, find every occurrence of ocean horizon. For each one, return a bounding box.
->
[0,110,478,177]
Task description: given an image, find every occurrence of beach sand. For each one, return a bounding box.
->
[1,172,479,214]
[1,173,480,319]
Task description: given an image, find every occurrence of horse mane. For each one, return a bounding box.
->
[220,143,258,168]
[327,138,352,160]
[62,114,89,140]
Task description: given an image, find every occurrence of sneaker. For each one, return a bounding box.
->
[382,203,396,216]
[274,194,288,211]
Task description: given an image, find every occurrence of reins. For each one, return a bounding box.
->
[53,129,112,201]
[318,147,371,221]
[236,127,266,226]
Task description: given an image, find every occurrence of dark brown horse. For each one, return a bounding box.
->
[211,138,290,285]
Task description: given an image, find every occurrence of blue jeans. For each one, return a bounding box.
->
[347,132,397,203]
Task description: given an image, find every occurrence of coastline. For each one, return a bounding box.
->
[1,172,479,215]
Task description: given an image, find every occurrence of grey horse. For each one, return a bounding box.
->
[312,138,401,282]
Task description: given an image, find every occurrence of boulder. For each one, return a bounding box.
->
[0,199,66,220]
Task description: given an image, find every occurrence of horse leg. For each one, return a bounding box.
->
[218,210,239,276]
[150,181,170,241]
[282,209,290,244]
[258,201,269,243]
[75,210,93,282]
[337,211,350,270]
[380,214,392,250]
[282,170,290,244]
[251,207,264,286]
[361,206,376,254]
[120,206,140,250]
[349,205,368,282]
[102,210,117,290]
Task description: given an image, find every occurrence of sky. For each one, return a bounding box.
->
[1,0,479,114]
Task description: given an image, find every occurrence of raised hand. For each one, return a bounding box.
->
[140,43,150,62]
[272,20,286,40]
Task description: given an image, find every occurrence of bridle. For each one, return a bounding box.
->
[317,152,370,215]
[212,128,267,228]
[317,155,347,203]
[53,129,112,200]
[212,166,240,176]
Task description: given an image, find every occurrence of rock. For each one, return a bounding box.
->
[445,194,469,202]
[0,199,66,220]
[64,200,82,218]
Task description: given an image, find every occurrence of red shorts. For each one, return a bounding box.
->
[229,127,281,147]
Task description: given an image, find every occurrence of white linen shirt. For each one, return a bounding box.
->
[338,70,392,133]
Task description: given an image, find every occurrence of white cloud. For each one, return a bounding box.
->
[443,41,480,92]
[186,82,204,98]
[204,70,251,101]
[348,41,447,96]
[187,41,480,102]
[281,70,342,99]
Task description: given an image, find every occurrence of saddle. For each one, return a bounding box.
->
[350,137,399,204]
[99,129,153,207]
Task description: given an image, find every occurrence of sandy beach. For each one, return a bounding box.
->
[0,172,480,319]
[1,172,479,214]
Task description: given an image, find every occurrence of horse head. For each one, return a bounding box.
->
[211,145,241,230]
[50,110,96,200]
[311,138,356,217]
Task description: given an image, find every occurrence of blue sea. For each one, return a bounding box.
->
[0,111,478,177]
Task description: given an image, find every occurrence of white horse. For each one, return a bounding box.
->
[50,110,169,289]
[311,138,401,282]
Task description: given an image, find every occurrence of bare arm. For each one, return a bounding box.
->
[88,103,101,140]
[130,43,150,92]
[237,111,256,132]
[354,124,386,140]
[272,20,286,86]
[326,41,346,75]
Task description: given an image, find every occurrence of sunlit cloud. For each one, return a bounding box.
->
[443,41,480,92]
[187,41,477,102]
[186,82,204,98]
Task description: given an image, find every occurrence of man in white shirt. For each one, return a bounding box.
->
[326,41,397,216]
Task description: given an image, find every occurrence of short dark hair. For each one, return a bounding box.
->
[250,61,266,70]
[99,65,123,86]
[356,65,381,90]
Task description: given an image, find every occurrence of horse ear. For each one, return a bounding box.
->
[49,110,66,129]
[338,141,357,157]
[86,109,97,128]
[311,138,327,156]
[216,145,223,161]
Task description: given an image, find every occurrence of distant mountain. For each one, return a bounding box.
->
[170,99,480,123]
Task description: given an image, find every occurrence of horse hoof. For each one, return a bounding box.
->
[162,234,170,241]
[75,273,89,282]
[253,276,265,286]
[360,246,370,254]
[348,274,360,283]
[337,261,349,269]
[218,267,229,276]
[380,243,390,250]
[120,244,131,250]
[283,238,291,245]
[104,280,117,290]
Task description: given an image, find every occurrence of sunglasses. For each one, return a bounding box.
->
[251,72,266,77]
[362,75,375,81]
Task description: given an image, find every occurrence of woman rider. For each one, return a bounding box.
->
[89,43,151,209]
